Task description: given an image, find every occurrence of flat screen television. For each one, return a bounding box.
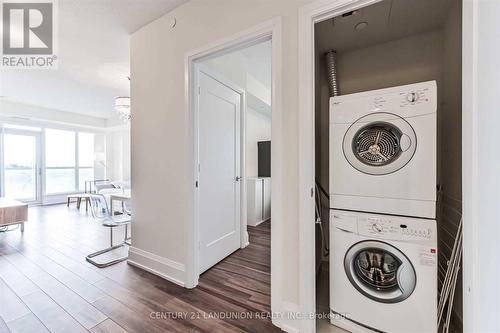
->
[258,141,271,177]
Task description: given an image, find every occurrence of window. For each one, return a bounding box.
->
[0,124,101,201]
[78,132,95,191]
[45,129,76,194]
[44,129,97,194]
[3,134,37,200]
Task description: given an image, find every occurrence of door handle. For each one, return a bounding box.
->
[235,176,241,182]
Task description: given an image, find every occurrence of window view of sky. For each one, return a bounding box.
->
[2,128,97,199]
[4,134,35,168]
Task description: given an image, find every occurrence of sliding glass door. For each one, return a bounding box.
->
[0,124,102,203]
[45,129,77,194]
[44,129,96,194]
[2,129,42,203]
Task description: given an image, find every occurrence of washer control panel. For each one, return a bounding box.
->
[355,215,436,243]
[401,225,433,239]
[406,92,419,103]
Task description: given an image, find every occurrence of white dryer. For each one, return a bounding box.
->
[329,210,437,333]
[329,81,437,218]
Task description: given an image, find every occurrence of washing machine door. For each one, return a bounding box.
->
[344,240,416,303]
[343,112,417,175]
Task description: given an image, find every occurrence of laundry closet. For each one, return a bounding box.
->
[314,0,463,332]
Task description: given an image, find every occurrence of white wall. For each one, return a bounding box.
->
[462,0,500,331]
[105,127,131,182]
[130,1,317,324]
[203,40,272,105]
[203,53,246,91]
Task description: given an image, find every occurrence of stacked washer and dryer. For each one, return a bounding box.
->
[329,81,438,332]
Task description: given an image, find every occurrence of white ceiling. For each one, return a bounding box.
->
[0,0,188,119]
[315,0,457,54]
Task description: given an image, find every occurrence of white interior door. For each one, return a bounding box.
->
[197,70,241,273]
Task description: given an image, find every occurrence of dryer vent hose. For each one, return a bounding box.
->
[325,50,340,97]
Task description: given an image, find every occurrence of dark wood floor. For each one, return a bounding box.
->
[0,205,281,333]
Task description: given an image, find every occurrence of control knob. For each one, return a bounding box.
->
[406,92,419,103]
[371,223,383,233]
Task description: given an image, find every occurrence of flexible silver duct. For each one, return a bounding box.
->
[325,50,340,97]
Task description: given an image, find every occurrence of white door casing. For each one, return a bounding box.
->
[298,1,386,332]
[185,18,283,331]
[300,1,498,332]
[197,70,242,274]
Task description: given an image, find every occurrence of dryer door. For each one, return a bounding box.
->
[344,240,416,303]
[343,112,417,175]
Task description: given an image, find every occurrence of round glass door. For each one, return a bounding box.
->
[354,248,400,291]
[343,113,417,175]
[344,241,416,303]
[352,123,403,167]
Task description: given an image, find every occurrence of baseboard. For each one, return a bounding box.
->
[43,193,73,205]
[250,217,271,227]
[241,230,250,248]
[128,246,186,287]
[272,302,302,333]
[273,321,300,333]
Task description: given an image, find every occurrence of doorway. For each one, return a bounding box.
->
[1,128,42,204]
[194,39,273,276]
[185,18,284,330]
[303,0,464,332]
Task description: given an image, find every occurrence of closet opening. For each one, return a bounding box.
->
[313,1,463,332]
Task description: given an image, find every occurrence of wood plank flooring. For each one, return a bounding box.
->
[0,205,281,333]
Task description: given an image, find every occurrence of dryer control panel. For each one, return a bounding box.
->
[330,80,437,124]
[399,87,433,108]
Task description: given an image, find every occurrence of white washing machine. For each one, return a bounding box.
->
[329,81,437,218]
[329,210,437,333]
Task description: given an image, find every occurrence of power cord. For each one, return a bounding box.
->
[315,182,329,257]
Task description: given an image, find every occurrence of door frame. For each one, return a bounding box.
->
[299,0,482,332]
[194,63,248,274]
[298,1,383,331]
[1,128,42,204]
[185,19,283,327]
